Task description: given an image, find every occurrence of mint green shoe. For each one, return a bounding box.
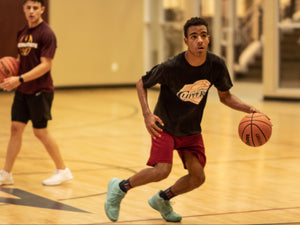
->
[148,192,182,222]
[104,178,126,222]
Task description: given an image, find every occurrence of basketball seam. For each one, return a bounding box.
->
[250,119,272,127]
[250,114,255,146]
[241,124,252,146]
[5,59,14,76]
[252,124,268,141]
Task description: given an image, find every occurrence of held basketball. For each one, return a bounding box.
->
[0,56,20,83]
[238,113,272,147]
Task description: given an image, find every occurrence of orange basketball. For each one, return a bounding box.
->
[0,56,20,83]
[238,113,272,147]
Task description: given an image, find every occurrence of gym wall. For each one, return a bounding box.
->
[49,0,144,87]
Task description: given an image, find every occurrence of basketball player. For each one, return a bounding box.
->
[105,17,262,222]
[0,0,72,186]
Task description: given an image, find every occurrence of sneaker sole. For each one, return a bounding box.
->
[42,176,73,186]
[104,199,117,222]
[104,178,121,222]
[148,196,182,222]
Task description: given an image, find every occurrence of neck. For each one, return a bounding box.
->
[28,18,43,28]
[184,51,207,67]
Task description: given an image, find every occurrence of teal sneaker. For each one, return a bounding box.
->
[104,178,126,222]
[148,191,182,222]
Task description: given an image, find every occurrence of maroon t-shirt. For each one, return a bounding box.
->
[17,21,56,94]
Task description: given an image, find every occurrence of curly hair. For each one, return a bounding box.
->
[183,17,209,37]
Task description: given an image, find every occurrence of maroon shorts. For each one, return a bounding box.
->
[147,131,206,168]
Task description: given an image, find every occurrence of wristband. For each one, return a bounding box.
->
[19,76,24,83]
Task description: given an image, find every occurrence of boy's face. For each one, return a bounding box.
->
[184,25,210,57]
[23,0,45,27]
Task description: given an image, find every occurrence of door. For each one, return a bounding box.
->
[0,0,48,58]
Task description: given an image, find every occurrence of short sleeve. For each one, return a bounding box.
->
[40,30,57,58]
[212,57,233,91]
[142,64,166,89]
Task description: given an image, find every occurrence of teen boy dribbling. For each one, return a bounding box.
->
[105,17,263,222]
[0,0,72,186]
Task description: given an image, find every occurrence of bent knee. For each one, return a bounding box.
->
[156,171,170,181]
[198,173,205,186]
[191,173,205,188]
[153,164,172,181]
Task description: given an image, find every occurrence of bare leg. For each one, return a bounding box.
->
[3,121,26,172]
[129,163,172,187]
[33,128,66,170]
[171,152,205,195]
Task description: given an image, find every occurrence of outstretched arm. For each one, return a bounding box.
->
[218,90,259,113]
[136,78,164,139]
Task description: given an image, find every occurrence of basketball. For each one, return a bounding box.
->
[0,56,20,83]
[238,113,272,147]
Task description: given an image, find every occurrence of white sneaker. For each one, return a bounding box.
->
[42,168,73,186]
[0,170,14,185]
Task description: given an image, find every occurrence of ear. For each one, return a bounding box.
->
[184,37,188,45]
[23,4,26,13]
[41,6,45,14]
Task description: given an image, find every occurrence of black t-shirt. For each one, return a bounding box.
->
[142,51,233,136]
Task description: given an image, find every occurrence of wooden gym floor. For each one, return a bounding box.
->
[0,82,299,225]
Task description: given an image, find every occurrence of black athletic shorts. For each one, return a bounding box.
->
[11,90,54,129]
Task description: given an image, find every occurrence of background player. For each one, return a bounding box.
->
[0,0,72,186]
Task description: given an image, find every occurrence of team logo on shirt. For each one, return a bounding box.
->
[177,80,211,104]
[18,35,38,56]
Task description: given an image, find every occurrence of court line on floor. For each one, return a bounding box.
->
[90,206,300,225]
